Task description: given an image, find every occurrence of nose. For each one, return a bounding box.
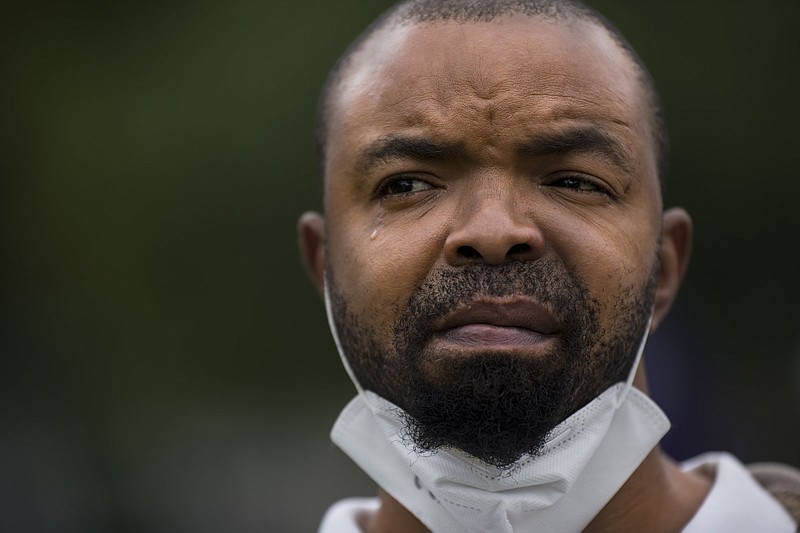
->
[444,191,544,267]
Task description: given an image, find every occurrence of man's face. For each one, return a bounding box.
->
[315,16,666,467]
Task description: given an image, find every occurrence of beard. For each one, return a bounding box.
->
[328,256,658,469]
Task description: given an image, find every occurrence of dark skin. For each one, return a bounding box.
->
[300,14,710,532]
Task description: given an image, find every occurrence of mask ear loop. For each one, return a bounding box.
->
[324,277,369,401]
[615,311,654,409]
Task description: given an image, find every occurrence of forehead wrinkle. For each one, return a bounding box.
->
[516,66,636,111]
[388,59,637,131]
[519,92,635,131]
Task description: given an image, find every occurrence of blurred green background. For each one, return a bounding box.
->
[1,1,798,532]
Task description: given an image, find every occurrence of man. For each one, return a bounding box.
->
[298,0,800,531]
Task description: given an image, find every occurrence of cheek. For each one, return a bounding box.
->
[326,211,446,332]
[547,207,660,323]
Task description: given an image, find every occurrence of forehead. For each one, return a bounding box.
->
[325,15,654,185]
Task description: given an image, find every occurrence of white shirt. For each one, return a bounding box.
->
[319,497,379,533]
[318,452,796,532]
[680,452,795,532]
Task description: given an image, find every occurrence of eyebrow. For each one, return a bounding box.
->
[355,126,633,177]
[516,127,633,173]
[357,135,466,174]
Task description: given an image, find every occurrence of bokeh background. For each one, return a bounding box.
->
[2,1,798,532]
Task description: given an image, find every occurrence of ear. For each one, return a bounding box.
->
[298,211,326,296]
[651,207,693,331]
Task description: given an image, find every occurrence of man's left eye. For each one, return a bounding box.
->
[550,175,607,194]
[378,176,434,196]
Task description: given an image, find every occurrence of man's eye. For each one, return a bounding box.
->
[550,175,606,194]
[378,176,434,196]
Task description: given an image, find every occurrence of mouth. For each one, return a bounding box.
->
[431,297,561,353]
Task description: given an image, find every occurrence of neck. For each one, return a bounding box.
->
[366,447,710,533]
[584,446,710,532]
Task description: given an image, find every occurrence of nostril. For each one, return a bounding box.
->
[508,243,531,256]
[458,245,482,259]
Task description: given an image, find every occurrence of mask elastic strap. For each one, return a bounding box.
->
[323,277,368,400]
[615,311,654,408]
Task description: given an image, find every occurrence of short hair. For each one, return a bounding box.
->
[315,0,669,190]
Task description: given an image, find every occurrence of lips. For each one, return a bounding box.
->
[431,297,561,350]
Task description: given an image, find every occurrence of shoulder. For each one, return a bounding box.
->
[318,497,379,533]
[748,461,800,526]
[681,452,798,532]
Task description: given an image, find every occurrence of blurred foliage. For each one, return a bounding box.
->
[1,1,798,532]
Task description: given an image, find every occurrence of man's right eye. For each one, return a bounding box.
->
[376,176,434,197]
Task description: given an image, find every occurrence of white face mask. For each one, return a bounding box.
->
[323,283,670,533]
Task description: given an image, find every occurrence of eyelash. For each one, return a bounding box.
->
[375,175,435,198]
[547,173,613,196]
[373,172,615,202]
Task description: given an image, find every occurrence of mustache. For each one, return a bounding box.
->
[396,258,593,341]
